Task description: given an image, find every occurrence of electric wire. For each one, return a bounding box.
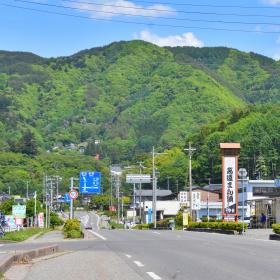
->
[11,0,280,27]
[2,3,280,34]
[122,0,280,10]
[59,0,280,18]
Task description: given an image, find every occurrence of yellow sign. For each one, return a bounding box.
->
[183,212,188,226]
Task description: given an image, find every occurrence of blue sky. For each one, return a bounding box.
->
[0,0,280,59]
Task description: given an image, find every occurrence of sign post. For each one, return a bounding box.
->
[69,177,79,219]
[126,174,151,225]
[220,143,240,222]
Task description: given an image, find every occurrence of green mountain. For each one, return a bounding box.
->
[0,41,245,161]
[0,40,279,164]
[2,40,280,194]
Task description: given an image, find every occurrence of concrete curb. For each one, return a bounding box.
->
[269,234,280,241]
[186,228,238,235]
[0,245,59,274]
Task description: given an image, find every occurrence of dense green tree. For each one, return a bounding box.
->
[19,129,38,156]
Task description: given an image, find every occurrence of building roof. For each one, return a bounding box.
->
[134,189,172,197]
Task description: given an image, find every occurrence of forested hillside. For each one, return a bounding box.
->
[1,40,280,192]
[0,41,249,163]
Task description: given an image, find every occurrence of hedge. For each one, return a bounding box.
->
[188,222,248,234]
[63,218,82,238]
[272,224,280,234]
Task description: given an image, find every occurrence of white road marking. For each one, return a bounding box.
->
[133,261,144,267]
[125,254,132,258]
[88,230,107,240]
[0,244,4,247]
[147,272,161,279]
[93,212,100,230]
[152,231,160,235]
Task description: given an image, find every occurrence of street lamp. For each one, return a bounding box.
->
[238,168,247,235]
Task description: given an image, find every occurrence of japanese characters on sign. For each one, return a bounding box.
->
[223,157,237,215]
[79,171,101,194]
[192,192,201,210]
[179,191,188,204]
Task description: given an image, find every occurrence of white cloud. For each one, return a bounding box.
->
[262,0,280,5]
[273,52,280,60]
[68,0,175,19]
[134,30,204,47]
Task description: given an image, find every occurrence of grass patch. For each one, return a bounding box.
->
[0,228,49,242]
[109,221,124,229]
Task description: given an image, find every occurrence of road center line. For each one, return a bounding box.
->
[147,272,161,279]
[152,231,160,235]
[125,254,132,258]
[133,261,144,267]
[88,230,107,240]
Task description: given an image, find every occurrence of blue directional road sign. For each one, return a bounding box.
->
[64,193,71,204]
[79,172,101,194]
[148,208,152,224]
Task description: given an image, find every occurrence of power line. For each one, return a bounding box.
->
[12,0,280,27]
[59,0,280,18]
[123,0,280,10]
[2,3,280,34]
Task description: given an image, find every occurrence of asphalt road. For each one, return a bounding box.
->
[3,212,280,280]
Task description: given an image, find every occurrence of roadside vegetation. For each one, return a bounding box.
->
[272,224,280,234]
[63,218,83,238]
[0,228,49,242]
[188,222,248,234]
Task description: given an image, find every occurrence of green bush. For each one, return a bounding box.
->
[133,224,150,230]
[109,221,124,229]
[156,218,170,228]
[272,224,280,234]
[188,222,247,233]
[65,230,82,238]
[175,212,183,226]
[63,218,82,238]
[103,210,117,217]
[50,212,64,228]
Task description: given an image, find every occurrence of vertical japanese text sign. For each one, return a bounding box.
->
[220,143,240,221]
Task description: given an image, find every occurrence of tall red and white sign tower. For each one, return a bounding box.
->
[220,143,240,222]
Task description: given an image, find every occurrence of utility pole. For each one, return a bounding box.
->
[45,175,48,228]
[133,183,136,225]
[26,181,29,200]
[50,179,53,212]
[116,175,120,224]
[167,177,170,191]
[34,191,37,227]
[70,177,74,219]
[137,161,145,223]
[110,172,113,207]
[184,142,196,221]
[207,178,210,222]
[152,146,156,228]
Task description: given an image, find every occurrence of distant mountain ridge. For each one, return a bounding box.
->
[0,40,278,161]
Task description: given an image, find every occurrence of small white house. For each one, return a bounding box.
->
[142,200,180,223]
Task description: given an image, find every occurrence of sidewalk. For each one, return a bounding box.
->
[28,230,64,243]
[244,229,273,240]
